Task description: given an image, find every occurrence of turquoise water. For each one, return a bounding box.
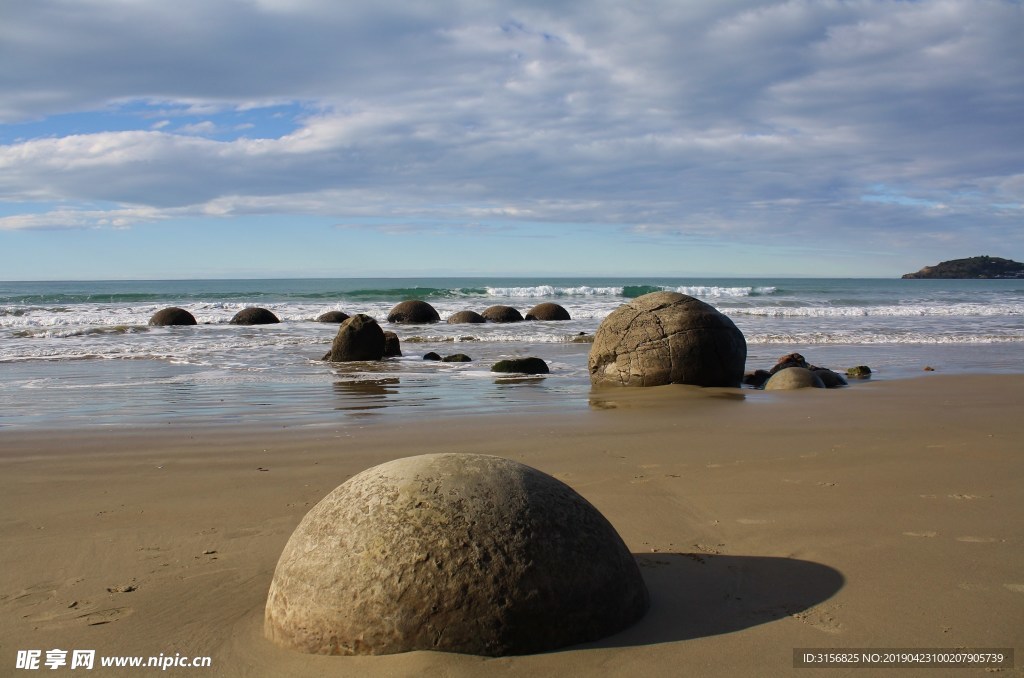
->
[1,277,1022,429]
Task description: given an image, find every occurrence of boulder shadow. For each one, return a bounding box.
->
[588,553,844,649]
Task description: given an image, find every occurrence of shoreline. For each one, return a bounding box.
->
[2,374,1022,676]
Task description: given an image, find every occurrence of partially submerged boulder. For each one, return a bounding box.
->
[316,311,350,323]
[588,292,746,387]
[764,367,826,390]
[525,303,570,321]
[812,368,847,388]
[847,365,872,379]
[481,305,524,323]
[264,453,649,656]
[149,307,196,326]
[326,314,385,362]
[423,352,442,361]
[447,310,487,324]
[747,354,847,389]
[492,357,549,375]
[387,300,440,324]
[442,354,472,362]
[230,307,280,325]
[383,331,402,357]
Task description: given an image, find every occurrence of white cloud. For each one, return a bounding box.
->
[0,0,1021,261]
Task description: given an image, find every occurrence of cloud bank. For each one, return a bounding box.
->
[1,0,1022,267]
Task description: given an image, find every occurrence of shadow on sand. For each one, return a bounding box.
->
[589,553,844,649]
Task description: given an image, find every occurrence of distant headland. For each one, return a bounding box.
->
[901,255,1024,279]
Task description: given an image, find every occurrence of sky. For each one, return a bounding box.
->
[1,0,1022,280]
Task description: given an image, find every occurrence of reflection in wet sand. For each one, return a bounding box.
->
[333,378,400,413]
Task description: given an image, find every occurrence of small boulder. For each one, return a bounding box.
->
[326,314,385,362]
[492,357,549,375]
[588,292,746,388]
[446,310,487,324]
[481,305,524,323]
[525,303,571,321]
[149,307,196,326]
[812,368,847,388]
[846,366,872,379]
[383,331,402,357]
[423,352,442,361]
[230,307,280,325]
[316,311,350,323]
[264,453,649,656]
[442,354,472,362]
[764,367,826,390]
[387,300,440,324]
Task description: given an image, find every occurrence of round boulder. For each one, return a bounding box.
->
[148,307,196,326]
[316,310,350,324]
[326,314,385,362]
[264,453,649,656]
[481,305,524,323]
[446,310,486,324]
[441,353,472,362]
[492,357,549,375]
[383,331,402,357]
[525,302,571,321]
[588,292,746,387]
[764,367,826,390]
[230,307,280,325]
[423,352,442,361]
[846,365,872,379]
[387,300,440,324]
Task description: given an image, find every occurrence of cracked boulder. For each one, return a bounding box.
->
[588,291,746,387]
[264,453,649,656]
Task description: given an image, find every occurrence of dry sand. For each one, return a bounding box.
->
[1,374,1022,677]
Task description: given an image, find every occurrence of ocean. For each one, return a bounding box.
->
[1,277,1022,429]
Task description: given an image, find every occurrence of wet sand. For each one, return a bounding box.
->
[1,374,1022,676]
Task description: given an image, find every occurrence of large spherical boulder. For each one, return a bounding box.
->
[265,453,648,656]
[326,314,385,362]
[230,307,280,325]
[148,307,196,326]
[525,303,571,321]
[588,291,746,388]
[316,310,350,324]
[447,310,486,324]
[387,300,440,324]
[764,367,825,390]
[481,305,524,323]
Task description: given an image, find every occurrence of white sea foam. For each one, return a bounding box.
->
[664,285,778,297]
[481,285,777,298]
[730,303,1024,318]
[484,285,624,297]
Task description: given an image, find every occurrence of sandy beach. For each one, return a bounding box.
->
[2,374,1022,677]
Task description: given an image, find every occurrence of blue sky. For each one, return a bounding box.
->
[1,0,1022,280]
